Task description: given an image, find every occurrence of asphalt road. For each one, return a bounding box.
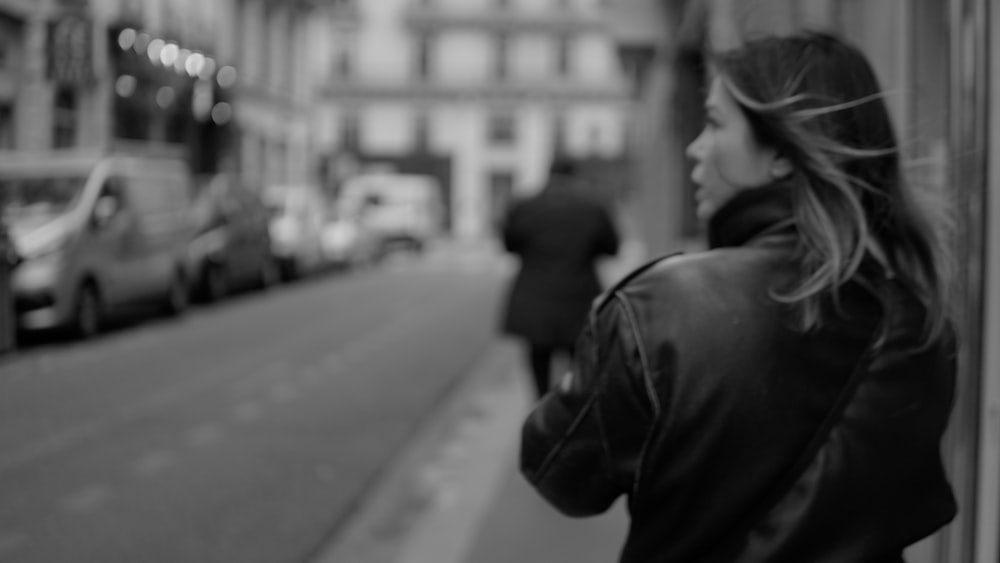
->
[0,247,509,563]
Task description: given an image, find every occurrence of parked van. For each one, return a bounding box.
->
[338,173,445,253]
[0,149,195,337]
[262,184,327,280]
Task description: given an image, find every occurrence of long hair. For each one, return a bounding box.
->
[711,31,954,343]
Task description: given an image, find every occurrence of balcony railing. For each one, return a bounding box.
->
[321,77,627,104]
[402,3,607,34]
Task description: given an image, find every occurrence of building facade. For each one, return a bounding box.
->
[229,0,326,189]
[612,0,999,562]
[0,0,324,190]
[317,0,629,239]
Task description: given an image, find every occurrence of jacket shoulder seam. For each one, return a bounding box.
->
[612,291,663,499]
[593,252,685,313]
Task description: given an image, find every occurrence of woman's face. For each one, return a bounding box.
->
[686,77,784,220]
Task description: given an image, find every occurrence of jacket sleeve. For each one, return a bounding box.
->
[520,294,657,517]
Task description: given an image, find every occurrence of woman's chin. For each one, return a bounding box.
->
[696,202,715,221]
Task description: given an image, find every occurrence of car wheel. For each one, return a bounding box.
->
[162,272,188,316]
[204,264,227,303]
[280,258,299,282]
[258,256,280,290]
[73,283,102,339]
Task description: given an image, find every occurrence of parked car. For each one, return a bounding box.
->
[338,173,445,253]
[319,204,383,269]
[262,184,327,280]
[188,174,279,302]
[0,219,18,352]
[0,148,194,338]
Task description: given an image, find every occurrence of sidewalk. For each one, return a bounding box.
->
[311,339,629,563]
[312,241,649,563]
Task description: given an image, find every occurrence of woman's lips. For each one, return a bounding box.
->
[690,165,703,186]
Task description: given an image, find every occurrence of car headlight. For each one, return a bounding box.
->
[23,235,68,261]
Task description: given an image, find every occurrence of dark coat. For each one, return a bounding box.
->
[501,180,620,348]
[521,185,957,562]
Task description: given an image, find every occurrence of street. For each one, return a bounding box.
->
[0,246,508,563]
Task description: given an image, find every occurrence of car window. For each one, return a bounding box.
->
[125,174,187,215]
[0,174,88,220]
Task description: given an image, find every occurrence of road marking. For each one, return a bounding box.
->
[233,401,263,422]
[0,531,27,556]
[268,382,299,403]
[133,450,175,477]
[61,484,112,514]
[188,424,225,447]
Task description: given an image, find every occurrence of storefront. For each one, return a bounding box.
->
[105,22,237,175]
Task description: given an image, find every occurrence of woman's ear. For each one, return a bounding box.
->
[771,156,793,180]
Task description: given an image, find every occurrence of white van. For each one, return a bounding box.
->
[262,184,327,280]
[1,149,194,337]
[338,173,444,252]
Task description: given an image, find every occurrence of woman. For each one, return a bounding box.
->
[520,31,957,562]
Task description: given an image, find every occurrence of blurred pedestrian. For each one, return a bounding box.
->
[521,31,957,562]
[500,156,620,399]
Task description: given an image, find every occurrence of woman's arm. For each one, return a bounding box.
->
[520,295,658,516]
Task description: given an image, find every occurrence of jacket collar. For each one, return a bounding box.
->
[708,183,795,249]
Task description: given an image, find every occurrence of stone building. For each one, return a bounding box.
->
[0,0,324,188]
[317,0,630,239]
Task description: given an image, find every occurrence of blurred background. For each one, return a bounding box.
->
[0,0,998,562]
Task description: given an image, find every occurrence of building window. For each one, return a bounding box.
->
[336,45,353,78]
[342,112,360,151]
[415,32,435,80]
[551,111,566,154]
[52,88,76,148]
[494,33,509,80]
[488,112,517,145]
[555,34,572,77]
[587,125,602,155]
[489,170,515,232]
[0,105,13,149]
[414,112,430,152]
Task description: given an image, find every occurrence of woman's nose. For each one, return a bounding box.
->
[686,131,705,160]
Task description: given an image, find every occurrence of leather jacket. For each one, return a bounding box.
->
[520,185,957,562]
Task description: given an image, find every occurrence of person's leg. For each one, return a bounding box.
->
[527,344,554,398]
[550,343,575,391]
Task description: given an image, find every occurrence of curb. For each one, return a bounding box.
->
[311,339,527,563]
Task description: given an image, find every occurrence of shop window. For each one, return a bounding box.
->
[488,112,517,145]
[52,88,77,148]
